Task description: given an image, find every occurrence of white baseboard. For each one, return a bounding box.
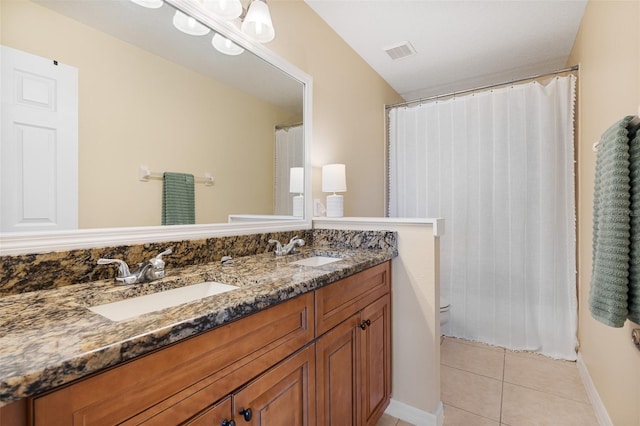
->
[385,399,444,426]
[577,353,613,426]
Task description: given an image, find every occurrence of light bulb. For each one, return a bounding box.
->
[172,10,210,36]
[212,33,244,55]
[203,0,242,20]
[241,0,275,43]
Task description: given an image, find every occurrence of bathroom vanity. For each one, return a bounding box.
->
[32,262,390,425]
[0,234,395,426]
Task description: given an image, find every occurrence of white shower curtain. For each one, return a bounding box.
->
[388,75,577,359]
[274,125,304,215]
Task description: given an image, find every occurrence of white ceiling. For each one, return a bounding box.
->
[305,0,587,102]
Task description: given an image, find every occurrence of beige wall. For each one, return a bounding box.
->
[314,219,442,421]
[1,0,295,228]
[569,1,640,424]
[268,0,403,217]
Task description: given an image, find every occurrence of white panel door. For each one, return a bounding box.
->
[1,45,78,232]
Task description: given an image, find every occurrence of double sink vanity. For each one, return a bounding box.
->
[0,230,397,425]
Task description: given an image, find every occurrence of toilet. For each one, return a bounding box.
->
[440,297,451,328]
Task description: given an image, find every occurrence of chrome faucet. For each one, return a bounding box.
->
[268,236,305,256]
[98,249,172,284]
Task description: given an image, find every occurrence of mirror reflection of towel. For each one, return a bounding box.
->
[162,172,195,225]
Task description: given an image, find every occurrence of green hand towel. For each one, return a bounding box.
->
[590,116,635,327]
[628,129,640,324]
[162,172,195,226]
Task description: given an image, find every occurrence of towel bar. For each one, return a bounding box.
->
[138,165,214,186]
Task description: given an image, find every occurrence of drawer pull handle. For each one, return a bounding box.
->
[239,408,252,421]
[358,319,371,330]
[221,420,236,426]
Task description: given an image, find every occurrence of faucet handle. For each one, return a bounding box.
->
[268,239,283,255]
[147,248,172,280]
[155,248,173,260]
[97,258,136,284]
[150,248,172,267]
[289,235,305,246]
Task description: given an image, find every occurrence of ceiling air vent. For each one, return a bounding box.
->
[384,41,416,60]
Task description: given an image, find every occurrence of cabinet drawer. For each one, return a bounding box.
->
[32,292,314,426]
[316,262,390,336]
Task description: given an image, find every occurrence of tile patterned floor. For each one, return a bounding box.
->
[441,337,598,426]
[377,337,600,426]
[376,412,414,426]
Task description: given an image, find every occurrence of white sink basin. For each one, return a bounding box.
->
[290,256,342,267]
[89,282,239,321]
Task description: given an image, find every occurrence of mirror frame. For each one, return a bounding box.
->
[0,0,313,256]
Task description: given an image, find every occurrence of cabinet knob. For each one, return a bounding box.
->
[358,319,371,330]
[632,329,640,350]
[221,420,236,426]
[239,407,252,421]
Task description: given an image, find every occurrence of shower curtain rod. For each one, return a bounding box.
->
[385,64,579,110]
[275,122,303,130]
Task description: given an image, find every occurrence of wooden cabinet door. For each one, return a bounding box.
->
[316,313,361,426]
[360,295,391,426]
[233,345,315,426]
[185,397,232,426]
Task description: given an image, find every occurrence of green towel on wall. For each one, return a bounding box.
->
[628,130,640,324]
[162,172,195,226]
[590,116,635,327]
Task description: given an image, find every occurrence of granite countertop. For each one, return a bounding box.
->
[0,246,395,405]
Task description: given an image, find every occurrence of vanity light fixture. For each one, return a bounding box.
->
[241,0,275,43]
[289,167,304,217]
[322,164,347,218]
[150,0,275,55]
[130,0,164,9]
[173,10,211,36]
[212,33,245,55]
[204,0,243,20]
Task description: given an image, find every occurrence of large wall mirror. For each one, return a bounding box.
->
[0,0,312,255]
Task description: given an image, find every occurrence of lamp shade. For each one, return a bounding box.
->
[289,167,304,193]
[212,33,244,55]
[203,0,242,20]
[173,11,210,36]
[322,164,347,193]
[241,0,275,43]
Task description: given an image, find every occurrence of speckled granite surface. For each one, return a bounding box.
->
[0,229,397,406]
[0,230,313,296]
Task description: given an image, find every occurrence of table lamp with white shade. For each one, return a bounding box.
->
[290,167,304,217]
[322,164,347,217]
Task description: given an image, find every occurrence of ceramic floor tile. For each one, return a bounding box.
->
[443,404,500,426]
[441,365,503,421]
[501,382,598,426]
[503,353,589,403]
[376,413,398,426]
[441,338,505,379]
[444,336,506,353]
[396,421,415,426]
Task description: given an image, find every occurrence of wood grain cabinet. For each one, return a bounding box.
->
[19,261,392,426]
[31,293,314,426]
[187,345,315,426]
[315,262,391,426]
